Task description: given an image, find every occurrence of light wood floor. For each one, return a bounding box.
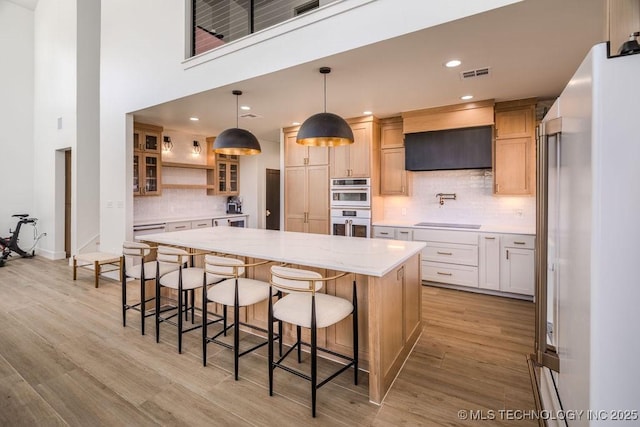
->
[0,257,536,426]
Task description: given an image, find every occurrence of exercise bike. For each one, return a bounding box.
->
[0,214,46,267]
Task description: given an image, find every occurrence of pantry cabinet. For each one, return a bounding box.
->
[494,99,536,195]
[284,165,329,234]
[284,129,328,167]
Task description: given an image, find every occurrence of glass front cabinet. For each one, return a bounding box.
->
[133,123,163,196]
[216,159,239,195]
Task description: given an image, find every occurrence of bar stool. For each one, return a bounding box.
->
[268,265,358,418]
[202,255,280,380]
[121,241,175,335]
[155,246,223,353]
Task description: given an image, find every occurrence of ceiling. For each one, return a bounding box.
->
[133,0,608,142]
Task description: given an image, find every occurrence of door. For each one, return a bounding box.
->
[65,150,71,258]
[266,169,280,230]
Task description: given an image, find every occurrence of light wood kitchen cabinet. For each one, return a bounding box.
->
[133,123,163,196]
[478,233,500,291]
[204,137,239,196]
[494,100,536,195]
[284,165,329,234]
[134,122,162,154]
[283,127,328,167]
[380,116,408,196]
[330,116,379,178]
[500,234,535,295]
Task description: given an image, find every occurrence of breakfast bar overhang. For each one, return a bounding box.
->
[139,227,425,404]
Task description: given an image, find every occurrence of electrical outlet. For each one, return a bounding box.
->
[401,208,407,216]
[515,208,523,217]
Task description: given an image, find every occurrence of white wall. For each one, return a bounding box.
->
[0,1,35,238]
[383,170,536,230]
[99,0,520,254]
[239,140,280,229]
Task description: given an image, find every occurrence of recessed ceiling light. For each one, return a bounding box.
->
[189,117,199,121]
[240,105,251,111]
[445,59,462,68]
[460,95,474,100]
[292,121,301,126]
[363,111,373,115]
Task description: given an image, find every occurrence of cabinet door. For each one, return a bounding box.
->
[380,148,407,195]
[495,137,533,195]
[495,108,533,139]
[284,131,307,167]
[142,154,161,196]
[133,153,141,196]
[284,167,306,232]
[348,122,371,177]
[217,161,228,193]
[500,247,535,295]
[380,119,403,149]
[307,146,329,166]
[306,165,329,234]
[479,234,500,290]
[143,130,161,153]
[228,162,239,194]
[330,144,350,178]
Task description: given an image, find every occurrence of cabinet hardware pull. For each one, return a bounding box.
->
[437,251,453,255]
[397,266,405,280]
[485,237,496,240]
[514,241,526,245]
[437,272,453,276]
[175,226,186,229]
[401,186,405,193]
[506,249,509,260]
[380,232,389,235]
[399,231,409,234]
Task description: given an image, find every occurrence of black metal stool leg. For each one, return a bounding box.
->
[311,295,317,418]
[140,277,146,335]
[297,325,302,363]
[353,279,358,385]
[121,264,127,327]
[202,282,208,367]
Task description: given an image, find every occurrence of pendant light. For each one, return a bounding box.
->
[213,90,261,155]
[297,67,354,147]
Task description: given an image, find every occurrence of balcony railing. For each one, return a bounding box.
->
[192,0,333,57]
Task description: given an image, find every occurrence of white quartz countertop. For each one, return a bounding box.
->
[138,227,425,277]
[134,214,248,227]
[372,220,535,235]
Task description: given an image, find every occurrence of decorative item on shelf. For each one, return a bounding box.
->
[162,136,173,151]
[213,90,261,155]
[193,140,202,155]
[618,31,640,56]
[297,66,354,147]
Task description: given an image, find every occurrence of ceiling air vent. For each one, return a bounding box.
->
[460,67,491,80]
[240,113,262,119]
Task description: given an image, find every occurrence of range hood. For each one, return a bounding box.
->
[404,125,493,171]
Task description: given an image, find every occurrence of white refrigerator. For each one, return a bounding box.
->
[540,42,640,424]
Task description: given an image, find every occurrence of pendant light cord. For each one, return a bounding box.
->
[323,72,327,113]
[236,93,239,128]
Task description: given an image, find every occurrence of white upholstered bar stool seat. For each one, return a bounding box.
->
[207,277,275,307]
[273,292,353,329]
[155,246,224,354]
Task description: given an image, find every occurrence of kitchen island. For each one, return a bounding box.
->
[139,226,425,404]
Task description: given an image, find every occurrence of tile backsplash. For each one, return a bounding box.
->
[134,188,227,221]
[383,169,535,228]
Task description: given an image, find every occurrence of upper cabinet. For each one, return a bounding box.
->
[133,122,163,196]
[134,122,162,153]
[494,99,536,196]
[380,117,408,196]
[283,128,328,167]
[330,116,379,179]
[206,137,240,196]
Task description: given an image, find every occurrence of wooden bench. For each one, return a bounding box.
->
[73,252,122,288]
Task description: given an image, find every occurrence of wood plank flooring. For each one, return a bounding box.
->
[0,257,536,426]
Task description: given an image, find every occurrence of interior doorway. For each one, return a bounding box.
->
[65,150,71,258]
[265,169,280,230]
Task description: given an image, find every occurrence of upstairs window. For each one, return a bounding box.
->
[191,0,322,57]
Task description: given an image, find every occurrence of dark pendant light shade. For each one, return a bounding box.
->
[618,32,640,56]
[297,67,354,147]
[213,90,261,155]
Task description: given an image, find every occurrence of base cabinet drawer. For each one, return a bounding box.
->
[192,220,212,229]
[422,261,479,287]
[165,221,192,232]
[423,243,478,266]
[373,227,395,239]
